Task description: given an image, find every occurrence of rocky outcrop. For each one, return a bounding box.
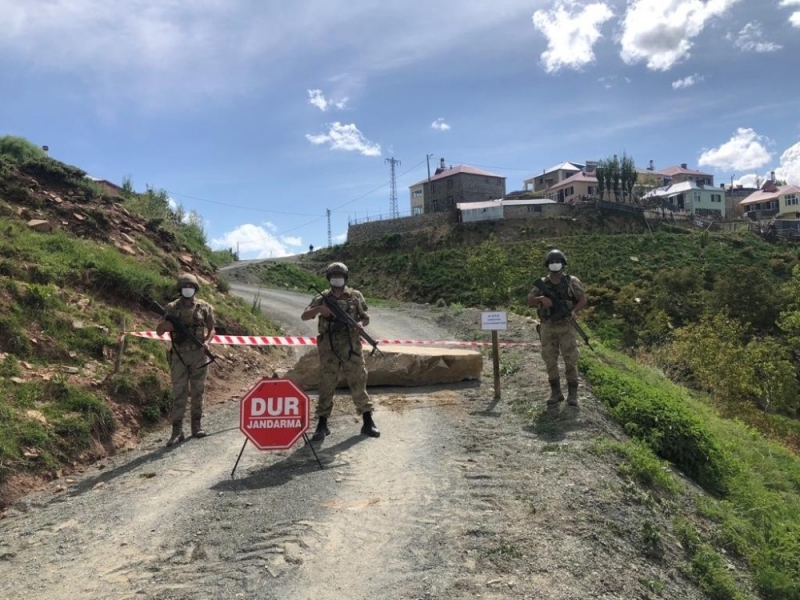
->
[284,345,483,390]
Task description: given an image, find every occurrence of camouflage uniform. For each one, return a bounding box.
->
[165,298,215,428]
[532,274,585,403]
[307,287,374,418]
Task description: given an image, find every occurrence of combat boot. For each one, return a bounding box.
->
[311,416,330,442]
[567,380,579,406]
[166,422,185,447]
[360,411,380,438]
[191,416,207,439]
[547,379,564,405]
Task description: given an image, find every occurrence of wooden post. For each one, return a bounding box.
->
[112,317,126,375]
[492,330,500,400]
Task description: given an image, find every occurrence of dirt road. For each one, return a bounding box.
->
[0,287,706,599]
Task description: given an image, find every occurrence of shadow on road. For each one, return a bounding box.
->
[524,404,583,442]
[469,396,503,418]
[65,443,176,499]
[212,434,368,492]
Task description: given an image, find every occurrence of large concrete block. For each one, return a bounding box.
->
[284,345,483,390]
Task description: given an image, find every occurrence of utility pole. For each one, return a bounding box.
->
[326,208,332,247]
[426,153,434,213]
[385,157,401,218]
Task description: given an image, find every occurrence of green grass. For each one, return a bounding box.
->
[0,378,115,484]
[582,348,800,599]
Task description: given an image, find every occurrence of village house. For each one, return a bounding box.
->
[739,180,800,221]
[644,180,727,218]
[409,158,506,214]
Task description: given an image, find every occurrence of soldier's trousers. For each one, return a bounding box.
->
[540,321,579,382]
[316,334,374,417]
[169,346,209,424]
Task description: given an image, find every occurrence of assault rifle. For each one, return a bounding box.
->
[309,285,382,356]
[151,300,217,364]
[532,278,593,350]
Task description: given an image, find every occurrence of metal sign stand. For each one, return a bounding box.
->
[231,434,324,479]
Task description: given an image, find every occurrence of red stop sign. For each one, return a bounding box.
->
[239,378,310,450]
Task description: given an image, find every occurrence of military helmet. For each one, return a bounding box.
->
[325,262,349,278]
[544,249,568,267]
[177,273,200,290]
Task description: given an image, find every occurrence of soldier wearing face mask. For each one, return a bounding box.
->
[156,273,216,447]
[527,250,587,407]
[301,262,379,441]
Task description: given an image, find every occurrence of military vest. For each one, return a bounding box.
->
[165,299,213,347]
[537,275,576,323]
[316,288,365,338]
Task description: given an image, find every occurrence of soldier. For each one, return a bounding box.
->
[156,273,216,447]
[301,262,380,441]
[527,249,587,407]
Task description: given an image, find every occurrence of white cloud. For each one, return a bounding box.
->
[532,1,614,73]
[282,236,303,247]
[780,0,800,27]
[732,173,762,188]
[305,122,381,157]
[308,89,330,111]
[775,141,800,186]
[210,223,295,259]
[672,74,703,89]
[698,128,773,171]
[732,22,781,52]
[431,118,451,131]
[620,0,740,71]
[307,89,348,112]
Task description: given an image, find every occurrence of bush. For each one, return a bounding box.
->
[0,136,47,162]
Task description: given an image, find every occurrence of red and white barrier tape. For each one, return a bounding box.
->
[124,332,538,348]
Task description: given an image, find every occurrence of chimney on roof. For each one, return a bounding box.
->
[647,160,654,171]
[440,158,446,170]
[681,163,688,169]
[770,171,776,182]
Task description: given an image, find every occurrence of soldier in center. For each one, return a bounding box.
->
[301,262,380,441]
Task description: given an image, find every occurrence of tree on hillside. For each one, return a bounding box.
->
[596,155,623,201]
[596,165,607,201]
[621,153,638,203]
[0,135,47,162]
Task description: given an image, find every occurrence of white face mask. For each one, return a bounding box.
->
[329,277,346,288]
[548,263,563,273]
[181,287,196,298]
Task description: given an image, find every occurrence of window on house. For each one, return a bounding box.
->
[711,194,722,202]
[412,189,423,198]
[447,179,454,189]
[447,195,454,206]
[694,192,701,202]
[527,205,542,213]
[785,194,798,206]
[432,199,438,210]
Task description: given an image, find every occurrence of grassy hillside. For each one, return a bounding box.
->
[0,137,282,505]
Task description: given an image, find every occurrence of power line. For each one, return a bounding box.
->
[166,191,320,217]
[328,157,427,213]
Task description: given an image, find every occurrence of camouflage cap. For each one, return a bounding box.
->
[177,273,200,290]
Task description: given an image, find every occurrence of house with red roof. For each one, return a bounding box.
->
[409,158,506,214]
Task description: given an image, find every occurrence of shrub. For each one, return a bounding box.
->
[0,135,47,162]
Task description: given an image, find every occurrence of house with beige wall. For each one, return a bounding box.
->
[524,161,584,193]
[544,171,598,203]
[740,184,800,220]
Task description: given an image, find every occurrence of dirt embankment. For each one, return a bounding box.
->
[0,296,720,599]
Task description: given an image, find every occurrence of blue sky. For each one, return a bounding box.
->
[1,0,799,257]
